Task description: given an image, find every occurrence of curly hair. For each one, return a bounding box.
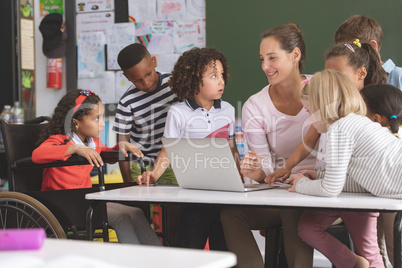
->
[38,89,101,145]
[169,47,229,101]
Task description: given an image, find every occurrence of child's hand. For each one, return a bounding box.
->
[240,151,265,182]
[73,144,103,167]
[301,170,318,180]
[118,141,144,158]
[288,173,308,192]
[265,167,291,185]
[137,171,158,186]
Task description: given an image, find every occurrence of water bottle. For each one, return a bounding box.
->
[235,119,245,159]
[0,105,12,144]
[10,101,24,124]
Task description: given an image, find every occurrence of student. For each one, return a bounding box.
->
[137,47,237,251]
[220,23,316,268]
[113,43,179,183]
[291,70,402,268]
[32,90,162,246]
[360,84,402,266]
[267,39,387,182]
[334,14,402,90]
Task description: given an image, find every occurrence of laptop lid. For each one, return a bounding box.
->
[162,138,274,192]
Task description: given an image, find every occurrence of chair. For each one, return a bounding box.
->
[0,117,142,240]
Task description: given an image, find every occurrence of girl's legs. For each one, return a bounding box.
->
[107,202,162,246]
[221,207,281,268]
[341,211,384,268]
[280,209,313,268]
[298,210,357,268]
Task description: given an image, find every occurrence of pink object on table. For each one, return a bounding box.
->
[0,229,46,250]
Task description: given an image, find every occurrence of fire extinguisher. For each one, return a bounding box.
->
[47,58,62,89]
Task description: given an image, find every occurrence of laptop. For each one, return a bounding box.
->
[161,138,277,192]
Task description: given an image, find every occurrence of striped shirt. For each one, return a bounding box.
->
[113,72,179,164]
[296,113,402,199]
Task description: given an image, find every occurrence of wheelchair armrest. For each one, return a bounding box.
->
[13,154,90,169]
[100,151,145,173]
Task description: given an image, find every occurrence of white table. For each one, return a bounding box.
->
[0,238,236,268]
[86,185,402,267]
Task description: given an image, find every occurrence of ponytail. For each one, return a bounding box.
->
[360,43,387,85]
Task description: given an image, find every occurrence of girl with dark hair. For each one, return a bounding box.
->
[33,89,162,246]
[360,84,402,265]
[325,39,387,90]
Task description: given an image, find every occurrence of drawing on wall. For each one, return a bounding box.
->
[76,0,206,103]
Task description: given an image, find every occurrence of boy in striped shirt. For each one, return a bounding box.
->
[113,43,179,183]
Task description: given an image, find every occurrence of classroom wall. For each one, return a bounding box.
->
[34,0,67,117]
[206,0,402,108]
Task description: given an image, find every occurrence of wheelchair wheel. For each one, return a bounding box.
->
[0,192,66,239]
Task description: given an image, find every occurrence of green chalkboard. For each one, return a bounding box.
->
[206,0,402,110]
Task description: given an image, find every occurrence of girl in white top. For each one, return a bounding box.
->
[292,70,402,268]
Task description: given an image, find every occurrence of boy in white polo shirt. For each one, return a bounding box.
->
[137,47,240,250]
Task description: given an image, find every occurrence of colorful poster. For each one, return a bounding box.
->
[76,11,115,37]
[76,0,114,13]
[157,0,186,20]
[173,19,205,53]
[106,23,136,70]
[20,0,33,19]
[40,0,63,17]
[77,32,106,78]
[147,21,175,54]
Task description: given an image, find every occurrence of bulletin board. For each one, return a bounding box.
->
[74,0,206,104]
[206,0,402,109]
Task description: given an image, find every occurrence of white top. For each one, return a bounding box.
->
[164,99,235,140]
[0,239,236,268]
[242,84,316,175]
[296,113,402,199]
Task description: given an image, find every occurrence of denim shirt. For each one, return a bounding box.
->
[383,59,402,91]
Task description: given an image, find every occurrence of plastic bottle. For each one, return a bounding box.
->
[0,105,12,144]
[0,105,12,123]
[10,101,24,124]
[235,118,245,159]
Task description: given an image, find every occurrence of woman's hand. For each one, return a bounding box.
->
[118,141,144,158]
[240,151,265,182]
[137,171,158,186]
[265,167,291,185]
[288,173,308,192]
[73,144,104,167]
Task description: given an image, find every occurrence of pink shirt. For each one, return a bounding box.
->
[242,85,315,176]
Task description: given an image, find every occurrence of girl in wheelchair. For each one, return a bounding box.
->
[32,89,162,246]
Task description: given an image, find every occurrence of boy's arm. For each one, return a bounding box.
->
[137,147,169,186]
[266,126,320,184]
[117,133,133,183]
[229,139,244,183]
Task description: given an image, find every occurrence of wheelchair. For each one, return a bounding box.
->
[0,116,145,240]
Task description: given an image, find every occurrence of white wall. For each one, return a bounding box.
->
[34,0,67,117]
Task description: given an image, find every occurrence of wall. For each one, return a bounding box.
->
[206,0,402,108]
[34,0,67,117]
